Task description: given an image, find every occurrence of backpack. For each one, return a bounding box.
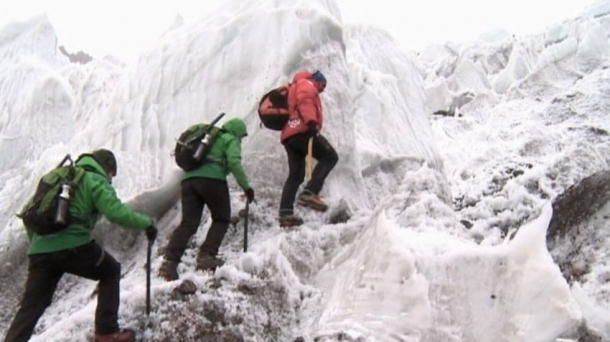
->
[174,124,225,171]
[174,113,226,172]
[258,85,291,130]
[18,155,86,235]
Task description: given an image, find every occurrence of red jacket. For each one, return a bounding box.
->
[280,71,324,142]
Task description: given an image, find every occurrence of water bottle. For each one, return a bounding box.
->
[54,183,72,225]
[192,134,211,161]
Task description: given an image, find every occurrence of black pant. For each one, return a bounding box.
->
[279,133,338,214]
[165,177,231,262]
[4,242,121,342]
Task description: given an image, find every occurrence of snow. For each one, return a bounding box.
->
[585,0,610,18]
[1,0,610,341]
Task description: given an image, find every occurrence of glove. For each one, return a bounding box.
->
[244,188,255,204]
[145,225,158,241]
[306,121,318,137]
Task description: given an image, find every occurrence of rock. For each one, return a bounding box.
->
[547,169,610,283]
[328,199,352,224]
[547,169,610,242]
[230,216,240,226]
[177,279,197,294]
[460,219,473,229]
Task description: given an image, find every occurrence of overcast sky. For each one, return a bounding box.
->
[0,0,591,62]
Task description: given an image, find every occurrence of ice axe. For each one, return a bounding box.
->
[243,200,250,252]
[306,137,313,181]
[145,233,154,316]
[236,194,251,252]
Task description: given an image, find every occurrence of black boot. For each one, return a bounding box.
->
[95,328,136,342]
[196,253,224,272]
[279,208,304,227]
[159,259,179,281]
[279,213,304,227]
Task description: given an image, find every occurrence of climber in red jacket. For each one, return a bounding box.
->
[278,70,338,227]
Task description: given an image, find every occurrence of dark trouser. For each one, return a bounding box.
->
[164,177,231,262]
[4,242,121,342]
[279,133,338,214]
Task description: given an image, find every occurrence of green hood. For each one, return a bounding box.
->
[75,155,107,177]
[222,118,248,138]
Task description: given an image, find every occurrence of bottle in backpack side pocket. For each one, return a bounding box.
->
[174,113,226,172]
[192,134,212,162]
[54,183,72,225]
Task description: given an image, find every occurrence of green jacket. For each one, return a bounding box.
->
[183,118,251,190]
[27,155,153,255]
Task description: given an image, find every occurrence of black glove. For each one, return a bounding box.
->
[244,188,255,204]
[306,121,318,137]
[145,225,158,241]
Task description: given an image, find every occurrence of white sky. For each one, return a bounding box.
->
[0,0,591,62]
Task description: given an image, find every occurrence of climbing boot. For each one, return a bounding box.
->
[95,328,136,342]
[159,259,179,281]
[279,214,304,228]
[297,193,328,212]
[196,254,224,272]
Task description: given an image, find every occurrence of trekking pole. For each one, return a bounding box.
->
[243,200,249,252]
[306,137,313,181]
[146,237,152,316]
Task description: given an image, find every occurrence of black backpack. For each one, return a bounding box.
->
[18,155,86,235]
[257,85,291,130]
[174,113,226,171]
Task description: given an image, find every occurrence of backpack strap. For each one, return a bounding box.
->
[201,128,228,167]
[287,82,305,122]
[65,166,89,226]
[72,167,86,185]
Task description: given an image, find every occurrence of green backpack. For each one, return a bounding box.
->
[174,124,225,171]
[174,113,226,172]
[18,155,86,235]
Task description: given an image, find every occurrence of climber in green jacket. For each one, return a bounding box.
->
[4,149,157,342]
[159,117,254,281]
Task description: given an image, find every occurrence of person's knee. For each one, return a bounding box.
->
[209,200,231,224]
[179,217,201,234]
[321,149,338,168]
[211,217,230,225]
[108,260,121,279]
[39,290,55,308]
[288,168,306,183]
[101,256,121,280]
[92,245,121,280]
[329,150,339,166]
